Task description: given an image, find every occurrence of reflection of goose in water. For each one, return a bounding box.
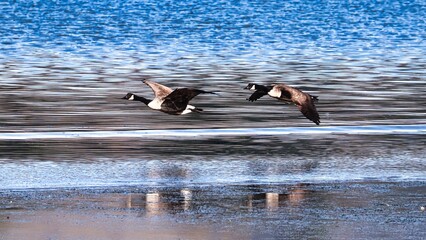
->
[122,79,216,115]
[181,188,192,211]
[246,184,309,210]
[121,192,163,216]
[265,193,280,210]
[145,192,161,216]
[123,190,192,216]
[116,185,309,215]
[244,83,320,125]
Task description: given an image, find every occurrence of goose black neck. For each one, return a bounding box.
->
[133,95,151,105]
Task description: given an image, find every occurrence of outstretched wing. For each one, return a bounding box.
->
[143,80,173,100]
[161,88,212,112]
[247,90,267,102]
[297,100,320,125]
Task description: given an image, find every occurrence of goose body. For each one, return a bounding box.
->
[244,83,320,125]
[122,80,215,115]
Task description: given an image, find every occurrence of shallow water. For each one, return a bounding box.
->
[1,182,425,239]
[1,0,426,190]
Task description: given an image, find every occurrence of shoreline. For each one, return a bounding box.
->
[1,181,425,239]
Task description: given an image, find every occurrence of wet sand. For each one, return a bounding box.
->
[1,182,425,240]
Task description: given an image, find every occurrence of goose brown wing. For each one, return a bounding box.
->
[247,90,268,102]
[161,88,211,112]
[297,100,321,125]
[143,80,173,100]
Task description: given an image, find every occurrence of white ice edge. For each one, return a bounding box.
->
[0,124,425,140]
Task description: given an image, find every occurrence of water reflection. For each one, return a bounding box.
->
[180,188,192,211]
[145,192,161,216]
[246,184,309,212]
[89,184,311,216]
[1,183,425,240]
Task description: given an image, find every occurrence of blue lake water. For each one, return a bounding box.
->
[1,0,426,190]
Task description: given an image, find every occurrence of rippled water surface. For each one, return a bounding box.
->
[1,0,426,190]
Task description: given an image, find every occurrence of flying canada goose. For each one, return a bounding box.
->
[244,83,320,125]
[122,80,216,115]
